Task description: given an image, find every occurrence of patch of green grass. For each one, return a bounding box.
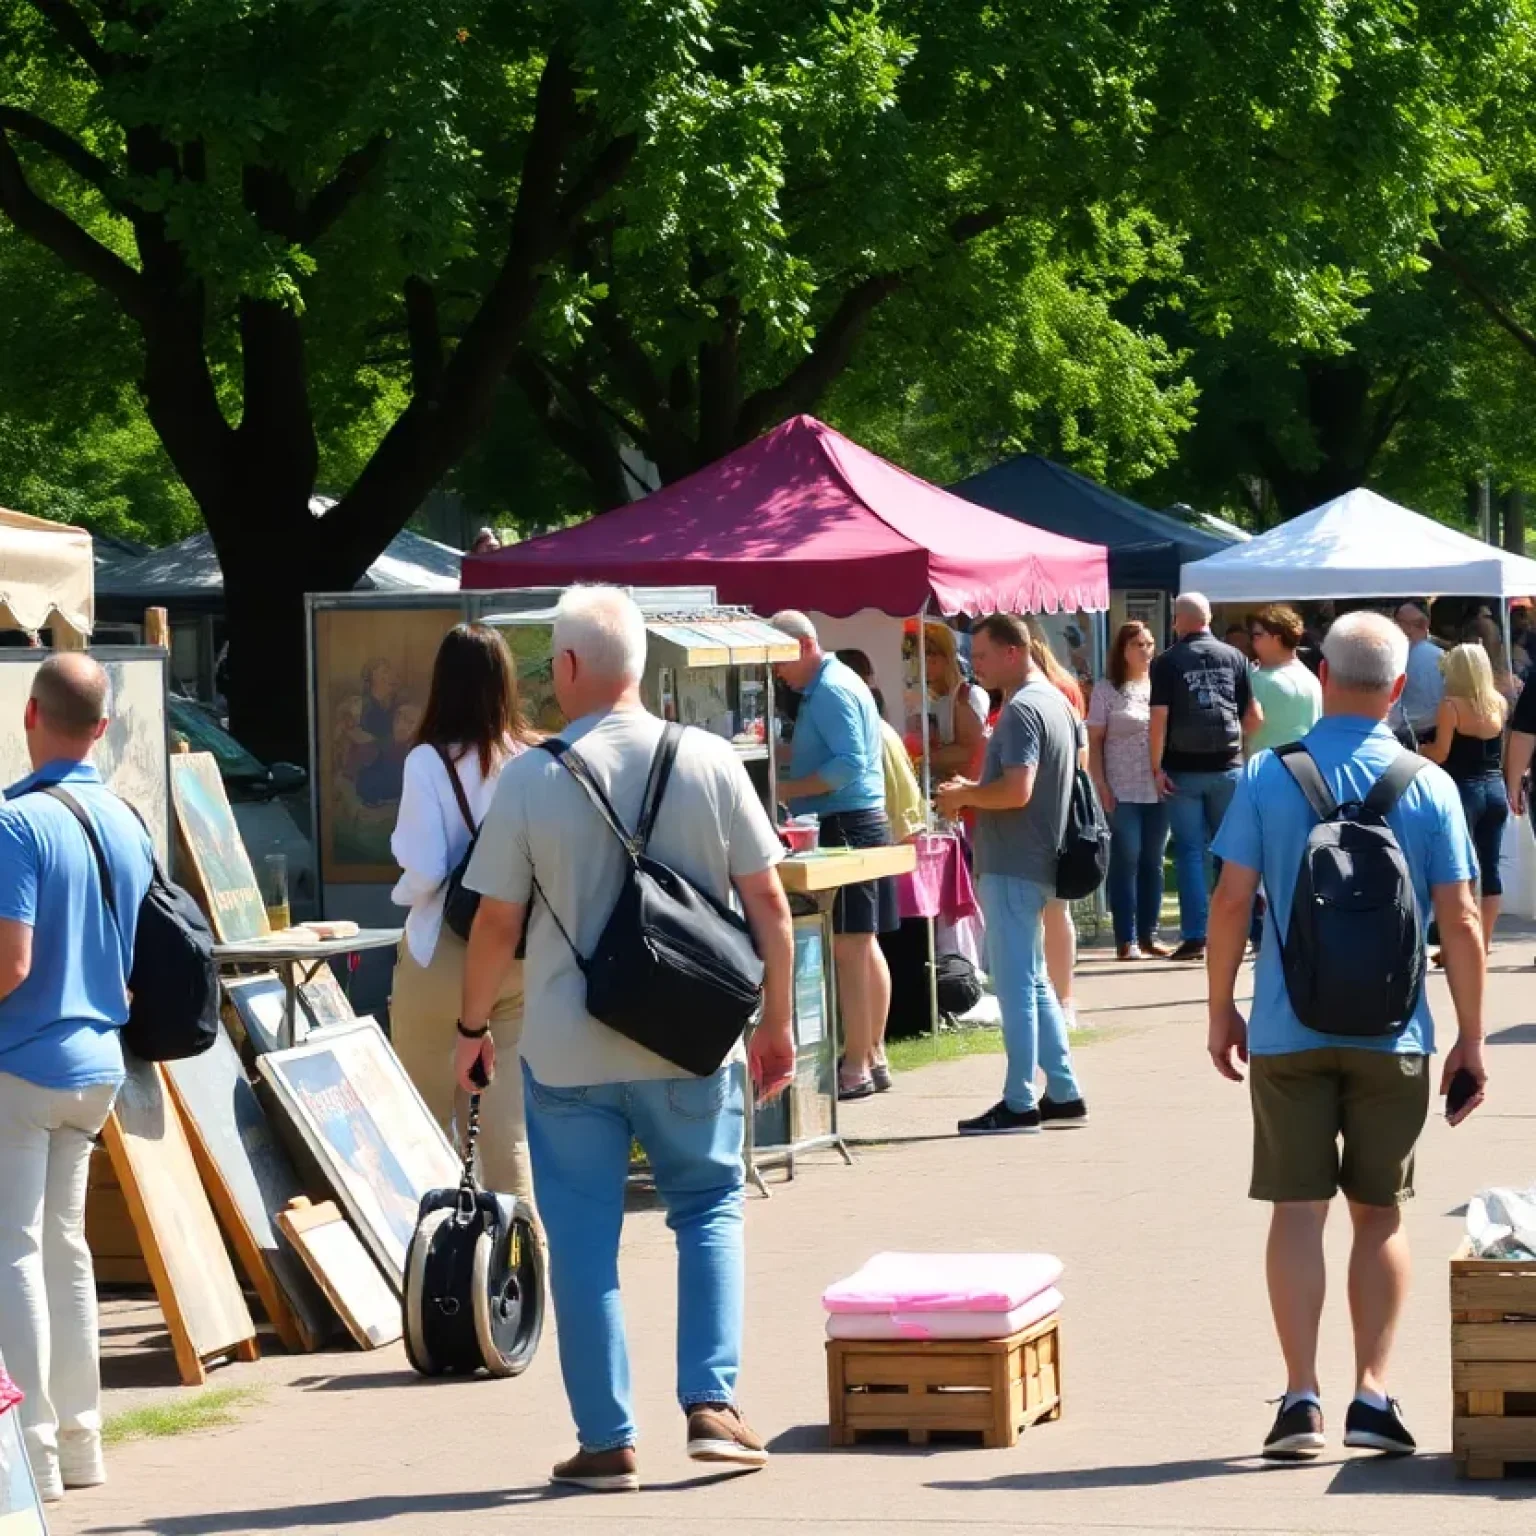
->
[103,1385,264,1448]
[885,1025,1097,1075]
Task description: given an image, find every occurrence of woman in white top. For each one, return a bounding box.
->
[924,621,989,779]
[390,624,538,1197]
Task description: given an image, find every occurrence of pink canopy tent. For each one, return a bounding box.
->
[462,415,1109,616]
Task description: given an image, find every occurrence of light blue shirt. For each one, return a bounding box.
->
[1213,715,1476,1057]
[786,656,885,817]
[1400,638,1445,733]
[0,760,155,1090]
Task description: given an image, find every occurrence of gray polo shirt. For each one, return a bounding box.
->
[973,680,1077,886]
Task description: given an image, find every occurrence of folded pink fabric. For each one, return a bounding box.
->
[897,833,980,922]
[0,1368,21,1416]
[826,1285,1062,1341]
[822,1251,1064,1314]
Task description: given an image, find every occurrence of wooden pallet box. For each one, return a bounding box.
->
[827,1313,1062,1449]
[1451,1240,1536,1479]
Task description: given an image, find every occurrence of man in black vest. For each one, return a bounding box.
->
[1149,592,1261,961]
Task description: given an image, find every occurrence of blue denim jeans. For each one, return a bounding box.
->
[1106,800,1170,948]
[1458,772,1510,897]
[522,1060,746,1453]
[1165,769,1241,942]
[978,873,1082,1113]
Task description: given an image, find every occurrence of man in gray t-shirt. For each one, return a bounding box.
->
[936,613,1085,1137]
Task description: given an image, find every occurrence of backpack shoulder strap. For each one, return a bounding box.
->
[1275,742,1339,822]
[1362,750,1428,817]
[433,745,477,836]
[38,787,121,938]
[636,723,684,850]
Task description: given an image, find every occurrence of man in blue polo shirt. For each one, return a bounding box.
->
[0,655,154,1503]
[1206,611,1485,1464]
[771,611,894,1101]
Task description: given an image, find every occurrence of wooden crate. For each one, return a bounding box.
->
[1451,1241,1536,1479]
[827,1314,1062,1449]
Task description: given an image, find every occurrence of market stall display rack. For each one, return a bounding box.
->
[1451,1240,1536,1478]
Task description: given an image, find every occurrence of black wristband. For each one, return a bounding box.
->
[456,1019,491,1040]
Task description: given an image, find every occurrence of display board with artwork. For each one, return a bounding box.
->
[170,752,269,942]
[0,648,170,863]
[258,1020,459,1287]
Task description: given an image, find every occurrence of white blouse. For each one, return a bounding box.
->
[390,741,524,967]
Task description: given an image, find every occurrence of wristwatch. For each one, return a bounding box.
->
[456,1019,491,1040]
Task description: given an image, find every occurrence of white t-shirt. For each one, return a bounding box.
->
[466,707,784,1086]
[391,742,523,967]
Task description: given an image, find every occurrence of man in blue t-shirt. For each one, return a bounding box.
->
[0,655,154,1502]
[772,611,895,1102]
[1207,612,1485,1464]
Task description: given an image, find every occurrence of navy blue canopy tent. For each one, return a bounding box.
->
[950,455,1232,590]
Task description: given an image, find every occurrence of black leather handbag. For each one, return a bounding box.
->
[436,747,483,944]
[538,724,765,1077]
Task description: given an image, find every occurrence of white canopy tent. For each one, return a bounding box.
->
[1179,487,1536,600]
[0,506,93,645]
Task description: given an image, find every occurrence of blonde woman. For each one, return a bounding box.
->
[390,624,539,1195]
[923,622,989,779]
[1422,642,1508,948]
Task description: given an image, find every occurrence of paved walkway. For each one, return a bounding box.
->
[54,940,1536,1535]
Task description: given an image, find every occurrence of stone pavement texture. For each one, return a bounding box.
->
[52,941,1536,1536]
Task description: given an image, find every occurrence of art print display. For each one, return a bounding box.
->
[297,964,355,1032]
[171,752,269,942]
[497,621,563,734]
[223,973,292,1056]
[0,650,170,864]
[258,1020,459,1285]
[313,606,461,882]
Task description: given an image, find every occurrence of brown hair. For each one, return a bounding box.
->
[415,623,536,774]
[973,612,1031,650]
[1107,621,1152,690]
[1024,618,1085,716]
[1251,603,1304,651]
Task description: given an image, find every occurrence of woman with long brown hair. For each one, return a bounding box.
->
[389,624,539,1196]
[1086,621,1171,959]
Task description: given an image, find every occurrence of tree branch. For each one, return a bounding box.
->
[404,276,443,401]
[0,106,121,202]
[738,205,1009,439]
[555,132,638,236]
[299,133,388,243]
[1424,238,1536,362]
[512,353,636,510]
[0,129,147,318]
[27,0,112,78]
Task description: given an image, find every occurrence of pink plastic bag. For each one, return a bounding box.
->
[0,1368,22,1416]
[822,1251,1064,1314]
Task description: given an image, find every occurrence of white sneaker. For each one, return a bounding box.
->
[59,1431,106,1489]
[29,1452,64,1504]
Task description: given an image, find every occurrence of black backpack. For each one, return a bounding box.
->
[24,785,219,1062]
[1055,763,1111,901]
[538,723,765,1078]
[1275,743,1427,1038]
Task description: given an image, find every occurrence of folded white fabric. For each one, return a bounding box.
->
[826,1285,1062,1341]
[822,1251,1064,1315]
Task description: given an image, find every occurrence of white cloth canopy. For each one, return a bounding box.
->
[0,506,93,641]
[1179,488,1536,601]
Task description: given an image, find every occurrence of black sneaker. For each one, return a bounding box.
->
[957,1102,1041,1136]
[1038,1095,1089,1128]
[1167,939,1207,962]
[1343,1397,1416,1456]
[1262,1397,1325,1461]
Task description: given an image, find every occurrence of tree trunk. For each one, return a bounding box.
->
[1504,487,1526,555]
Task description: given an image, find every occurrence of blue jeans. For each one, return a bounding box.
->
[1165,769,1241,942]
[522,1060,745,1452]
[978,874,1082,1113]
[1458,773,1510,897]
[1107,800,1170,948]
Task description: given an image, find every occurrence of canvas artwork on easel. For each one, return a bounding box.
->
[170,752,269,942]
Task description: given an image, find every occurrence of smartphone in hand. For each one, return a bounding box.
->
[1445,1067,1481,1123]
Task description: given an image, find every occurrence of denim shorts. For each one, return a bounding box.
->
[818,809,899,935]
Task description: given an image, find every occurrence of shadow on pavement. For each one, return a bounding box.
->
[291,1370,429,1392]
[925,1456,1282,1491]
[1326,1453,1536,1499]
[1486,1022,1536,1044]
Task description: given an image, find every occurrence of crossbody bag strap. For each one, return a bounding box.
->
[433,745,477,836]
[1275,742,1339,822]
[542,739,642,859]
[1362,749,1427,817]
[635,723,683,850]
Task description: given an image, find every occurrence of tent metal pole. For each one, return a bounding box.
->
[915,602,941,1044]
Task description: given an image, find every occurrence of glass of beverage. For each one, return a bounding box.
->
[262,853,291,932]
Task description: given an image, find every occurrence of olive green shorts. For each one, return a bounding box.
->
[1249,1049,1430,1208]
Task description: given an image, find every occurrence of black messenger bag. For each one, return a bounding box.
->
[538,723,765,1077]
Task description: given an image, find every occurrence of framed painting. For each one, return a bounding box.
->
[257,1020,459,1287]
[171,752,268,942]
[297,965,355,1032]
[496,621,563,735]
[312,605,461,883]
[223,973,294,1056]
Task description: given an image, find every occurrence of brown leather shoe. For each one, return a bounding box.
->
[550,1447,640,1493]
[686,1403,769,1468]
[1141,938,1174,958]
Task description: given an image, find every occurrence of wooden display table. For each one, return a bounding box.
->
[779,845,917,894]
[827,1314,1063,1449]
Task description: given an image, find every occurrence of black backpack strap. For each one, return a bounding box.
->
[1362,750,1428,817]
[37,786,123,943]
[636,724,683,850]
[1276,743,1339,822]
[434,745,477,836]
[541,739,640,858]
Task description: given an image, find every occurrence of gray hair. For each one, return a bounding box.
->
[1174,592,1212,626]
[552,585,647,685]
[1322,610,1409,691]
[769,610,820,647]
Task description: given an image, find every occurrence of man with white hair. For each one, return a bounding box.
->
[1149,591,1262,961]
[458,586,795,1492]
[1206,610,1486,1462]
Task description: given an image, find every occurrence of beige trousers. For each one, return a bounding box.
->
[388,931,531,1198]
